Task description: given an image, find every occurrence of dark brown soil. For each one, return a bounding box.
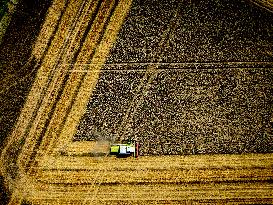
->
[75,0,273,155]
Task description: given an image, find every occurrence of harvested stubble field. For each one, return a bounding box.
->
[1,0,273,204]
[8,154,273,204]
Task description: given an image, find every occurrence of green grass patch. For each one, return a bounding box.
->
[0,0,9,20]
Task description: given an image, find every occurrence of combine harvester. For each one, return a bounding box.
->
[110,139,139,158]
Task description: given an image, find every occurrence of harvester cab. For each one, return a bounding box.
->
[110,139,139,158]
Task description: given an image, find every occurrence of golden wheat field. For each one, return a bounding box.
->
[1,0,273,204]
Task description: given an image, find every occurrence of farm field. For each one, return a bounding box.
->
[74,0,273,155]
[8,153,273,204]
[1,0,273,204]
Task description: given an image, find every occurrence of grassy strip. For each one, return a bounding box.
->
[0,1,16,44]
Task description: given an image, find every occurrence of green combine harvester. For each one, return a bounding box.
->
[110,139,139,158]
